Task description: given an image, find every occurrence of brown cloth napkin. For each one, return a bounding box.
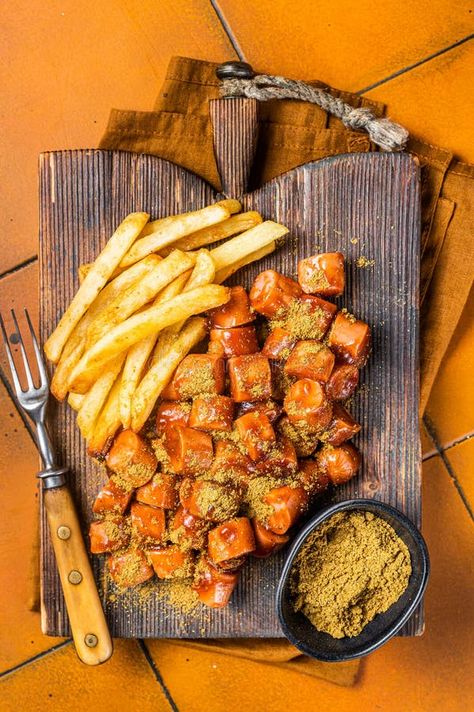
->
[30,56,473,685]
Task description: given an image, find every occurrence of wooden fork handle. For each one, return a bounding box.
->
[43,486,113,665]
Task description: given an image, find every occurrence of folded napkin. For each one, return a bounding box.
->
[30,55,473,685]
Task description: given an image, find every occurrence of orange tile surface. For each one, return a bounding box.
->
[0,380,63,670]
[445,437,474,511]
[366,40,474,163]
[1,0,235,274]
[146,457,474,712]
[1,1,473,710]
[217,0,472,91]
[0,640,172,710]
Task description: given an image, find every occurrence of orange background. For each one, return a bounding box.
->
[1,2,473,710]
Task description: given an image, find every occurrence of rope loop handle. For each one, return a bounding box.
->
[220,74,408,152]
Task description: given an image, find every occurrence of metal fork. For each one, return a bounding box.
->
[0,309,112,666]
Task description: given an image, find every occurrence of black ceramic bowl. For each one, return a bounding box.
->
[276,498,429,661]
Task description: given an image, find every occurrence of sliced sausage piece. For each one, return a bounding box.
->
[326,363,359,401]
[293,295,338,339]
[209,286,254,328]
[328,312,371,367]
[89,517,130,554]
[252,519,289,557]
[108,549,154,588]
[170,505,210,549]
[262,328,296,360]
[249,269,302,317]
[228,353,272,402]
[209,325,259,357]
[297,459,330,496]
[325,403,361,446]
[254,436,298,477]
[92,477,133,515]
[284,341,335,382]
[211,439,252,473]
[189,394,234,432]
[179,478,242,522]
[106,430,157,487]
[298,252,345,296]
[130,502,166,542]
[148,546,193,579]
[208,517,256,563]
[193,559,240,608]
[155,401,191,436]
[264,486,309,535]
[277,416,319,457]
[284,378,333,432]
[236,399,283,424]
[316,443,361,485]
[235,411,276,461]
[136,472,178,509]
[163,425,214,475]
[162,353,226,400]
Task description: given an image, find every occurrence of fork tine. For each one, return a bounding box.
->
[24,308,49,388]
[0,312,24,396]
[10,308,34,390]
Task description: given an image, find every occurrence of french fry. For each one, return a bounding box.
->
[50,256,161,400]
[214,241,277,284]
[215,199,241,214]
[78,263,91,284]
[67,392,85,411]
[159,211,262,256]
[86,250,195,346]
[44,212,149,363]
[68,284,230,393]
[77,354,126,439]
[86,373,123,458]
[151,249,215,365]
[131,317,207,432]
[209,221,288,273]
[119,204,230,269]
[118,270,191,428]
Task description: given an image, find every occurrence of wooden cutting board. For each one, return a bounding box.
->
[39,148,420,638]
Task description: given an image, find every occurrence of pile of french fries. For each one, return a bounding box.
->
[44,200,288,457]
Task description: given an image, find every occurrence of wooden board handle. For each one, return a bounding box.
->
[44,486,113,665]
[209,97,258,198]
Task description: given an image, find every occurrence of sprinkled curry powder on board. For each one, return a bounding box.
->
[290,511,411,639]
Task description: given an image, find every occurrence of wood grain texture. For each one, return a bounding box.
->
[39,149,420,638]
[209,98,259,197]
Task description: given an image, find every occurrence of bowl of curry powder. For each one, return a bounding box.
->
[276,499,429,661]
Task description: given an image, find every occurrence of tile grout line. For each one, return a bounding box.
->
[0,255,38,282]
[209,0,246,61]
[423,415,474,521]
[0,640,72,679]
[138,640,180,712]
[442,431,474,451]
[357,33,474,94]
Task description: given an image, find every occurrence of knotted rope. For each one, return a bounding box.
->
[220,74,408,152]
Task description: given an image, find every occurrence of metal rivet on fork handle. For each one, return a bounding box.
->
[85,634,98,648]
[68,570,83,585]
[57,525,71,540]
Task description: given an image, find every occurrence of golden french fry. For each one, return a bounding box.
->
[131,317,207,432]
[44,212,149,363]
[86,374,123,458]
[210,221,288,273]
[214,241,276,284]
[77,354,126,439]
[86,250,195,346]
[151,249,215,365]
[159,211,262,256]
[119,204,230,269]
[215,199,241,214]
[118,270,191,429]
[78,263,91,284]
[50,256,161,400]
[67,392,85,411]
[68,285,230,393]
